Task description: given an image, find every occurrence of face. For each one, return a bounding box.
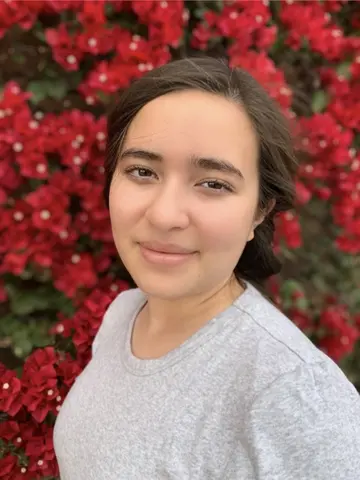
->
[109,90,262,300]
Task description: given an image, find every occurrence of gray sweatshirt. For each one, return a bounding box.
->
[53,282,360,479]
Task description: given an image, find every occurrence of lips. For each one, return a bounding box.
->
[139,241,195,255]
[138,241,196,266]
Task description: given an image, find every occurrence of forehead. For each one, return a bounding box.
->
[124,90,259,170]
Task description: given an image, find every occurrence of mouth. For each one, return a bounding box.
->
[138,242,197,266]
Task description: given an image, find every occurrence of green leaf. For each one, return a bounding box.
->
[33,29,46,42]
[280,279,303,299]
[44,67,59,79]
[3,317,56,359]
[12,331,33,357]
[28,80,49,104]
[336,60,352,79]
[311,90,329,113]
[193,8,206,19]
[0,313,21,336]
[97,90,112,104]
[9,290,50,315]
[270,32,286,55]
[5,283,75,316]
[105,3,114,16]
[295,297,308,310]
[12,54,26,65]
[50,80,68,100]
[28,79,69,104]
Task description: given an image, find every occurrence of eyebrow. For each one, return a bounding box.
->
[119,147,244,180]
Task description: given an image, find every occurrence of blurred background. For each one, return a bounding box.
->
[0,1,360,478]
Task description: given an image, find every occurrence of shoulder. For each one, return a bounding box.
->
[232,284,360,477]
[229,283,353,396]
[244,361,360,478]
[249,360,360,416]
[234,282,321,362]
[92,288,145,356]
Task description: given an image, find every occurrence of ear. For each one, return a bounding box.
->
[247,199,276,242]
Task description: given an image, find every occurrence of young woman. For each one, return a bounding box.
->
[54,57,360,479]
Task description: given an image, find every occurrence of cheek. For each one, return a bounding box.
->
[197,197,257,252]
[109,179,141,229]
[109,191,133,243]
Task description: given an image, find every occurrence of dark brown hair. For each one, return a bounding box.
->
[104,57,297,287]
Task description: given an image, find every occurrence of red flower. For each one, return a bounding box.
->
[309,26,348,62]
[322,0,348,13]
[253,24,277,50]
[57,355,83,387]
[229,51,292,109]
[23,422,59,478]
[0,0,43,39]
[25,185,70,235]
[295,180,312,205]
[191,2,274,52]
[319,328,359,362]
[76,25,116,55]
[45,24,84,71]
[320,305,350,332]
[0,420,20,442]
[77,0,106,25]
[96,276,130,300]
[85,59,133,93]
[318,305,360,360]
[336,234,360,254]
[191,23,213,50]
[83,288,112,317]
[275,212,302,249]
[0,157,22,196]
[133,0,185,47]
[7,113,49,180]
[27,230,57,268]
[319,67,350,97]
[23,347,58,379]
[351,12,360,29]
[0,202,35,275]
[288,308,312,332]
[52,250,97,298]
[50,312,74,338]
[281,1,353,62]
[350,56,360,80]
[46,0,82,13]
[0,82,31,123]
[131,0,156,19]
[66,288,113,354]
[0,368,23,416]
[57,110,98,168]
[0,454,17,479]
[22,348,60,422]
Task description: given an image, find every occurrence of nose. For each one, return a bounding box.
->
[145,183,190,231]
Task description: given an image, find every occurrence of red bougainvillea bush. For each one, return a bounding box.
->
[0,0,360,478]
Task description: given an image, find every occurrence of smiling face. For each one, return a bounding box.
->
[109,90,261,300]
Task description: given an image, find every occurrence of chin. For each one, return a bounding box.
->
[121,252,200,300]
[132,273,194,301]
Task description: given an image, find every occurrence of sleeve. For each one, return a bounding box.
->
[244,361,360,480]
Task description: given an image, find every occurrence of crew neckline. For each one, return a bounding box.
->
[121,281,257,376]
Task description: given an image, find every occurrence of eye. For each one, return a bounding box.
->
[199,180,234,193]
[124,166,156,179]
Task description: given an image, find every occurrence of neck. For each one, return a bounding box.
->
[141,276,244,336]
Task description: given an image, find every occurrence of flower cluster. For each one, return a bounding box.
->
[0,284,124,479]
[0,82,112,298]
[0,0,359,478]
